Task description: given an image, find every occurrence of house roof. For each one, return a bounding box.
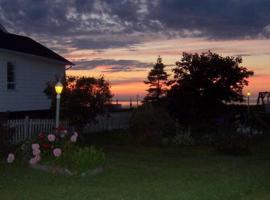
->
[0,26,73,65]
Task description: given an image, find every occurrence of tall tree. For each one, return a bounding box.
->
[167,51,254,126]
[44,76,113,130]
[144,56,169,104]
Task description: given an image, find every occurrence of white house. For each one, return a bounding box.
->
[0,24,73,112]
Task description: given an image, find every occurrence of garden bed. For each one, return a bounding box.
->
[5,127,106,177]
[30,163,104,176]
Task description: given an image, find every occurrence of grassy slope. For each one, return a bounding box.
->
[0,145,270,200]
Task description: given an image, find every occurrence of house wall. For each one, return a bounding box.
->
[0,50,66,112]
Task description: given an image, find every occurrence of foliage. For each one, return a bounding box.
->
[239,107,267,135]
[162,126,195,146]
[67,146,106,173]
[144,56,169,104]
[0,116,14,157]
[129,105,175,144]
[44,76,113,130]
[171,133,195,146]
[215,133,251,155]
[7,126,106,174]
[167,51,254,127]
[82,129,133,146]
[17,126,78,165]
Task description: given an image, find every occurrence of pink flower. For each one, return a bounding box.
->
[29,158,38,165]
[29,155,41,165]
[32,143,40,150]
[48,134,56,142]
[32,149,41,156]
[70,135,77,143]
[7,153,15,163]
[53,148,62,157]
[73,132,78,137]
[35,154,41,162]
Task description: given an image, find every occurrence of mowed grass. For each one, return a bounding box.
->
[0,143,270,200]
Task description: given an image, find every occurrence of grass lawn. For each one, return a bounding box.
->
[0,143,270,200]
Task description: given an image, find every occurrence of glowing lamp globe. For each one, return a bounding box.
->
[55,82,63,94]
[247,92,251,96]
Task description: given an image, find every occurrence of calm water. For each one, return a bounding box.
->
[112,96,257,108]
[112,100,142,108]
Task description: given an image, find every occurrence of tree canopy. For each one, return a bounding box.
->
[44,76,113,130]
[167,51,254,125]
[144,56,169,104]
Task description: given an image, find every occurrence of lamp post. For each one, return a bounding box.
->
[247,91,251,134]
[247,91,251,111]
[55,81,63,128]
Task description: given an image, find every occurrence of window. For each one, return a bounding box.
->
[7,62,15,90]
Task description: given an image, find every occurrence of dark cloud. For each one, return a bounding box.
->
[0,0,270,51]
[72,36,141,50]
[73,59,152,72]
[153,0,270,39]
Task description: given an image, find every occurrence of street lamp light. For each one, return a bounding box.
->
[247,91,251,108]
[55,81,63,128]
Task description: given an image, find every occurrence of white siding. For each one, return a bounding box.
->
[0,50,66,112]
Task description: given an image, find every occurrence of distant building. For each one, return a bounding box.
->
[0,24,73,112]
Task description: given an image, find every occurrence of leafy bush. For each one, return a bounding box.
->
[129,105,175,145]
[0,116,15,157]
[8,126,106,175]
[10,125,79,165]
[162,127,195,147]
[67,146,106,173]
[215,134,251,156]
[82,130,133,146]
[171,132,195,146]
[44,76,113,131]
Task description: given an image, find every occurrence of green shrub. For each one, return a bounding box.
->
[161,137,170,146]
[129,105,175,145]
[82,130,133,146]
[0,117,15,157]
[67,146,106,173]
[172,132,195,146]
[215,134,251,156]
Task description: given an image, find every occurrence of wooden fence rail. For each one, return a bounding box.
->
[6,112,131,144]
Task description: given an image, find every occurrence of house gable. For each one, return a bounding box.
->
[0,23,69,112]
[0,24,73,66]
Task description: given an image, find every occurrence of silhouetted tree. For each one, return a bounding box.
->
[167,51,254,129]
[44,76,113,131]
[144,56,169,104]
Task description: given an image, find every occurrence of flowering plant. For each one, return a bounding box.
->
[7,125,79,166]
[6,125,106,176]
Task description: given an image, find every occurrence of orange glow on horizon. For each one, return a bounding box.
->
[66,37,270,100]
[245,75,270,95]
[111,81,147,99]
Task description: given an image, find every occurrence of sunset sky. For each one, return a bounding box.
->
[1,0,270,102]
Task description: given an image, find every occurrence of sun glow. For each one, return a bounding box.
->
[66,37,270,100]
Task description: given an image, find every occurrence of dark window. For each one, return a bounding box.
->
[7,62,15,90]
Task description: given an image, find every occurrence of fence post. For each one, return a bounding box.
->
[24,116,29,140]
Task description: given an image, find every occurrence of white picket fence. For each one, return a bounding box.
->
[6,112,131,144]
[83,112,131,133]
[7,118,69,144]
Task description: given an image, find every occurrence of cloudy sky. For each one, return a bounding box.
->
[1,0,270,101]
